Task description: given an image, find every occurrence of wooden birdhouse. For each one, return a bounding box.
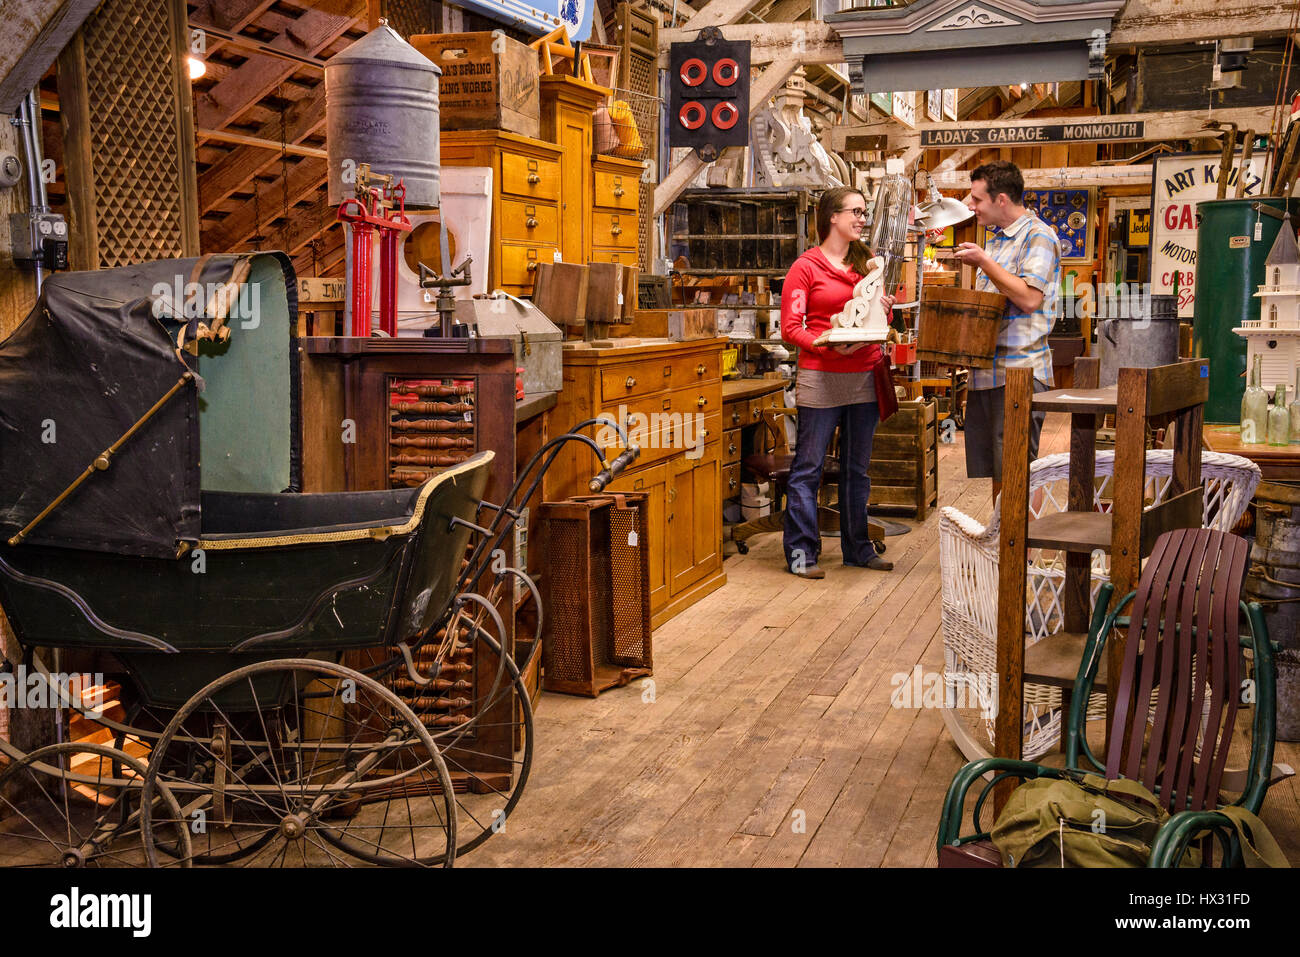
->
[1235,213,1300,393]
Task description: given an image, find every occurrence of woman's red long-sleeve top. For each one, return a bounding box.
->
[780,247,883,373]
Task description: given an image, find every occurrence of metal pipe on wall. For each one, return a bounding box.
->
[16,88,48,291]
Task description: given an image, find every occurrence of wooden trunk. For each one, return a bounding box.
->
[916,286,1007,368]
[411,32,541,140]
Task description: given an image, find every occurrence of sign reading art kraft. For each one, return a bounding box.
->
[1149,151,1270,318]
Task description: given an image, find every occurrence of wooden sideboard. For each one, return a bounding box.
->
[543,338,728,628]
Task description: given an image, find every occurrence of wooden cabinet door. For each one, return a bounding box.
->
[558,105,591,264]
[667,442,721,595]
[608,462,668,614]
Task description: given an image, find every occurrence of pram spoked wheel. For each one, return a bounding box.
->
[0,741,191,867]
[139,659,457,867]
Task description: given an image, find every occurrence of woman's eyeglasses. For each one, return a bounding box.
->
[837,207,868,219]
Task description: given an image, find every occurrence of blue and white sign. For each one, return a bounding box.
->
[457,0,595,42]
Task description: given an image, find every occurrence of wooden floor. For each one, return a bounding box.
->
[468,413,1300,867]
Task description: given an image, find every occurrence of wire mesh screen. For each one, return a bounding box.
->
[594,89,659,162]
[607,499,651,668]
[79,0,195,267]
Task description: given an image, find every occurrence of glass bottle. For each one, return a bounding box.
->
[1290,367,1300,444]
[1268,384,1290,445]
[1241,354,1268,444]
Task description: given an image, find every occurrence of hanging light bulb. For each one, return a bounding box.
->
[188,56,207,80]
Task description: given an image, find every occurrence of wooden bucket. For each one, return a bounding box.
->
[916,286,1007,368]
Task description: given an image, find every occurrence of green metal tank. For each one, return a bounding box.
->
[1193,197,1300,423]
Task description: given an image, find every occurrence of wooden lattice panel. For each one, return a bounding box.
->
[70,0,197,267]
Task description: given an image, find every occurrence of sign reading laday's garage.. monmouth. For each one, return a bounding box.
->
[1150,151,1270,318]
[920,119,1145,147]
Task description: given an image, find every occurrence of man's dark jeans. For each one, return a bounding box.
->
[782,401,880,571]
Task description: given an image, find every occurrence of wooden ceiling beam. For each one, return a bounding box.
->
[257,194,339,258]
[292,224,346,278]
[198,82,327,213]
[191,0,279,34]
[192,0,361,133]
[202,157,328,252]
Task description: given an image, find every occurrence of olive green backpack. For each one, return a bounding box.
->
[989,772,1288,868]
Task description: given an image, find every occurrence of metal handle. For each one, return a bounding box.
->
[526,217,538,228]
[731,411,740,424]
[611,226,622,236]
[729,477,737,490]
[728,442,737,454]
[527,261,538,272]
[752,407,761,420]
[696,364,706,375]
[614,187,625,197]
[625,376,636,388]
[527,173,541,185]
[697,396,707,408]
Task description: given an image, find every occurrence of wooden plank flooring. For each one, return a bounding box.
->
[467,412,1300,867]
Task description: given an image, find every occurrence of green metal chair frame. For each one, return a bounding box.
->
[936,527,1279,868]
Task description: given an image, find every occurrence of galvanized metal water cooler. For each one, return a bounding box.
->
[1193,197,1300,422]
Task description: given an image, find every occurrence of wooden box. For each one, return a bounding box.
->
[412,32,541,140]
[669,308,719,341]
[869,398,939,520]
[531,261,588,328]
[587,262,628,325]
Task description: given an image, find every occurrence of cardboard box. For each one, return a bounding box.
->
[412,32,540,140]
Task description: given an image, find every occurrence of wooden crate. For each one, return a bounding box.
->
[411,32,541,139]
[869,398,939,519]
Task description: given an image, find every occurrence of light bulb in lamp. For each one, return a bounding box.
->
[188,56,207,80]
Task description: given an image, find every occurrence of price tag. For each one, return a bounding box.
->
[1255,220,1263,241]
[617,293,624,306]
[464,411,472,422]
[553,249,562,262]
[628,531,638,547]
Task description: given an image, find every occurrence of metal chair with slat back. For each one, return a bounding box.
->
[936,527,1281,868]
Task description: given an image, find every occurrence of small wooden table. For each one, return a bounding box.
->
[1204,424,1300,482]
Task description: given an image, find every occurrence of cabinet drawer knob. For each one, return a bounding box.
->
[696,364,706,375]
[752,407,761,420]
[728,442,737,454]
[611,226,622,236]
[625,375,636,388]
[697,396,707,408]
[526,261,538,272]
[731,411,740,424]
[614,187,625,197]
[729,477,737,490]
[526,217,538,228]
[527,173,541,185]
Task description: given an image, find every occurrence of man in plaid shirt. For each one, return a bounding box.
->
[953,160,1061,500]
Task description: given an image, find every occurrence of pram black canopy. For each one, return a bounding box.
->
[0,254,300,559]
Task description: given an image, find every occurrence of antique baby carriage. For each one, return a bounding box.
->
[0,254,632,867]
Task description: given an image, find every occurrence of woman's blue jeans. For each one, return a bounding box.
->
[782,402,880,570]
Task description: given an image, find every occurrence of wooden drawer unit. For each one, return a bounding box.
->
[442,130,562,296]
[592,155,645,268]
[722,462,741,499]
[594,166,638,211]
[499,198,559,244]
[593,211,636,249]
[546,338,729,628]
[590,248,639,266]
[723,428,742,465]
[499,150,560,201]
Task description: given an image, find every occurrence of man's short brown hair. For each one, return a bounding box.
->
[971,160,1024,205]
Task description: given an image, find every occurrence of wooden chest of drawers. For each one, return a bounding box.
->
[721,378,787,503]
[590,155,644,267]
[543,339,728,627]
[441,129,562,296]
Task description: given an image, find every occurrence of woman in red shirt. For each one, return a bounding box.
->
[779,186,896,579]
